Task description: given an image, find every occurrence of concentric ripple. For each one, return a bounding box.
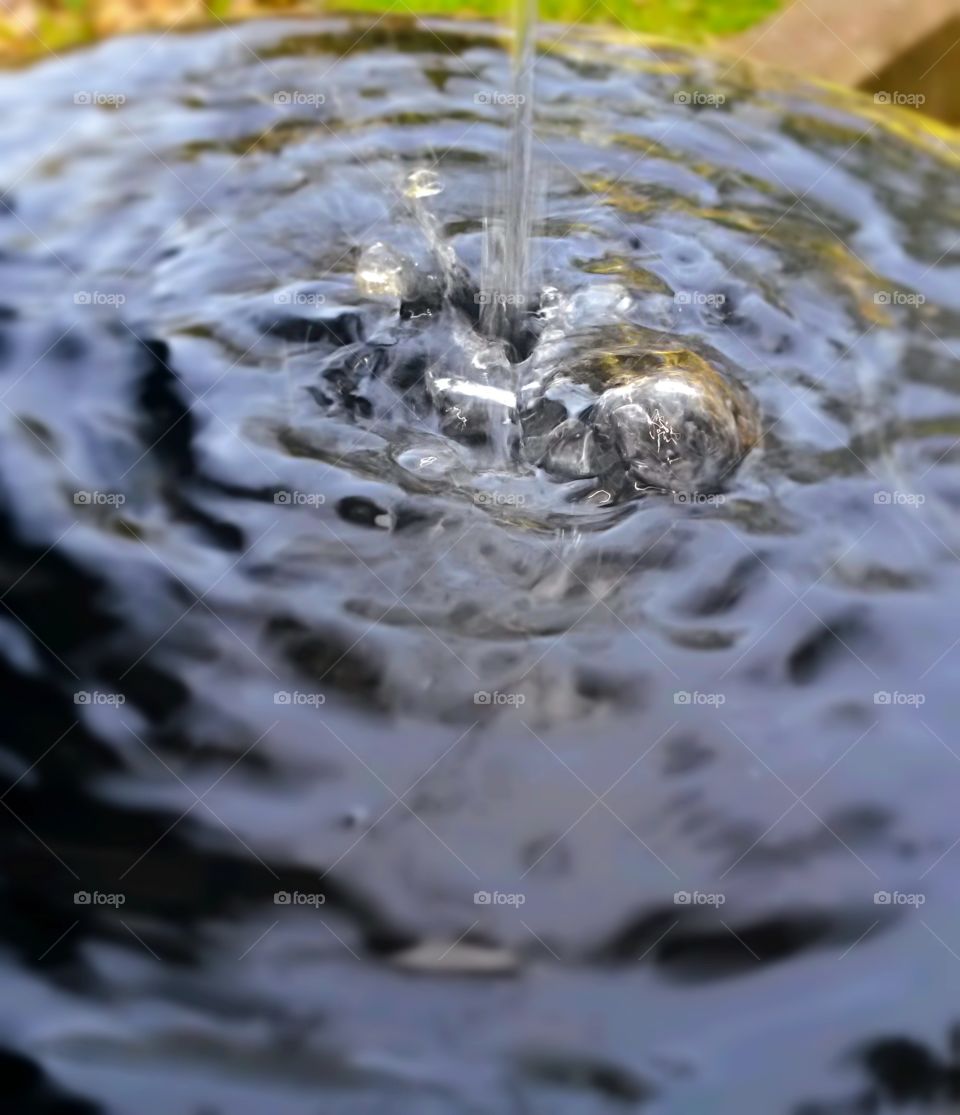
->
[0,17,960,1115]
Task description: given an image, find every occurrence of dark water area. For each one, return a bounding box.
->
[2,15,960,1114]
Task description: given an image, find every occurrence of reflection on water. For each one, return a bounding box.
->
[0,16,959,1115]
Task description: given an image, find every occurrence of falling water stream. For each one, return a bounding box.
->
[1,13,960,1115]
[494,0,537,324]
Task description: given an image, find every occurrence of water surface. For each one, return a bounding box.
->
[1,17,960,1114]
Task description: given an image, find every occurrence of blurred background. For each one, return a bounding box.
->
[3,0,959,122]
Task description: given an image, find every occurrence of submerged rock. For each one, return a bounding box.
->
[518,326,761,495]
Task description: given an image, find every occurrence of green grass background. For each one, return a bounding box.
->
[331,0,781,37]
[1,0,783,58]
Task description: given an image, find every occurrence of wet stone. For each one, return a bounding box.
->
[519,328,761,495]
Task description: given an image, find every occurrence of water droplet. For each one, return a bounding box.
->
[356,241,407,298]
[395,443,463,479]
[404,168,443,199]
